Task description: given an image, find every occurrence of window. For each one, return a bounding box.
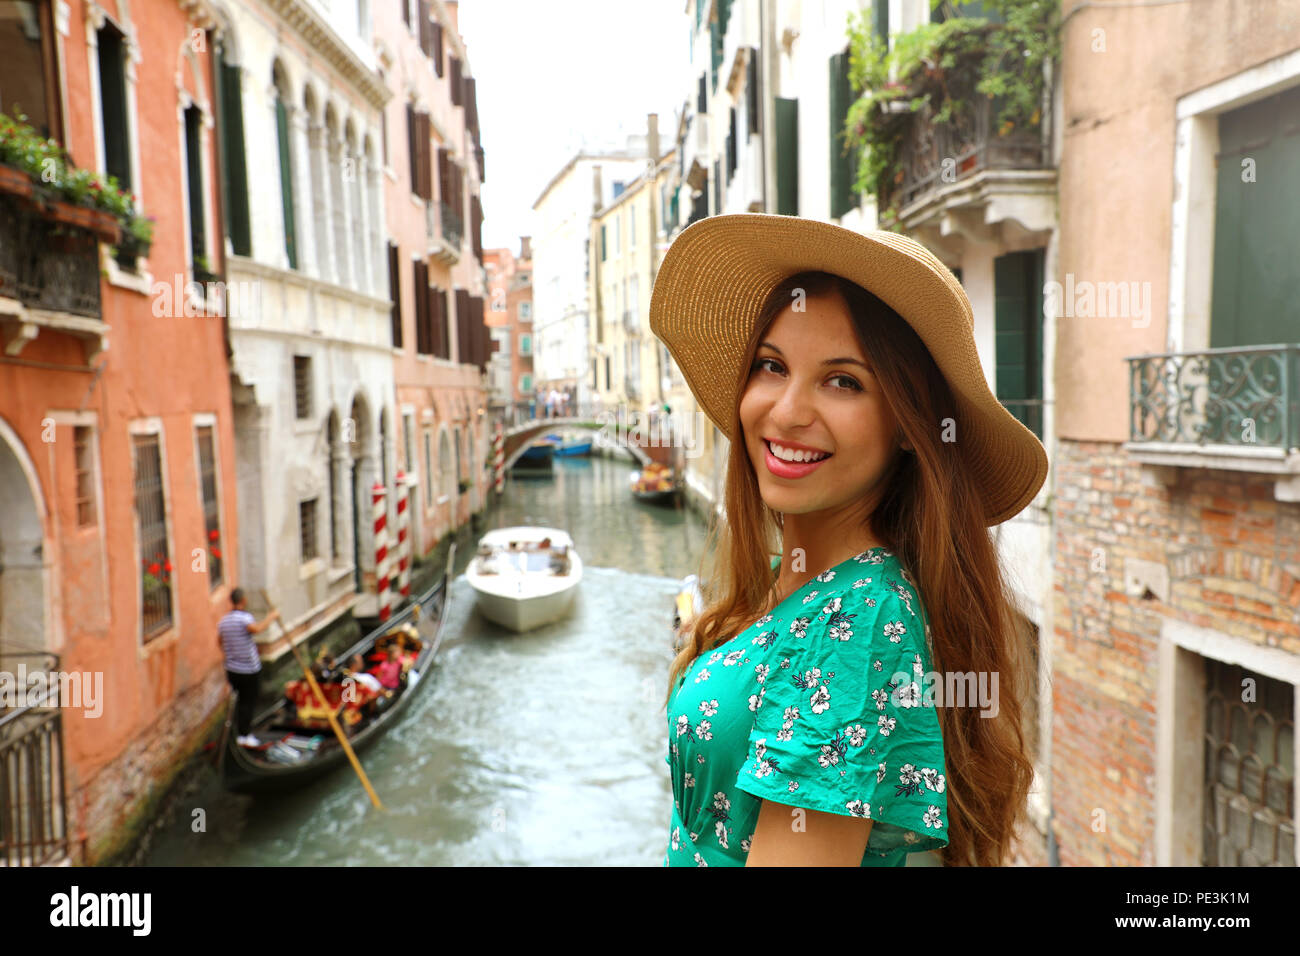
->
[74,425,95,528]
[196,425,223,588]
[746,47,760,138]
[403,412,415,473]
[299,498,318,562]
[0,0,62,139]
[183,103,208,273]
[994,249,1045,440]
[600,224,607,261]
[97,19,131,191]
[519,301,531,321]
[133,433,172,639]
[726,106,737,182]
[413,259,431,354]
[388,241,402,347]
[519,333,531,356]
[423,431,433,506]
[775,97,799,216]
[450,56,462,106]
[273,79,297,269]
[829,47,859,219]
[215,37,250,256]
[521,373,532,392]
[294,355,312,418]
[326,414,339,561]
[402,0,409,28]
[604,355,611,390]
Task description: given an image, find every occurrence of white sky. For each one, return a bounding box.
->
[458,0,690,253]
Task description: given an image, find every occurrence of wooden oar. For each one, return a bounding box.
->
[260,589,385,811]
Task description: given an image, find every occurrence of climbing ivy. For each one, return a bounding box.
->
[843,0,1060,228]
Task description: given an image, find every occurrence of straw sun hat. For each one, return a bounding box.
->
[648,213,1048,526]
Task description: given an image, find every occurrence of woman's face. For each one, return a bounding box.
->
[739,288,904,521]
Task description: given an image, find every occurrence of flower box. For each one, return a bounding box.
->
[0,163,33,199]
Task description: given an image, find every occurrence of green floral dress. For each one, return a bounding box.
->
[664,547,949,866]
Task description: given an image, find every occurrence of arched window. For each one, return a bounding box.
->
[273,64,297,270]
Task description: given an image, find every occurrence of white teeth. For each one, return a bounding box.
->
[770,442,829,463]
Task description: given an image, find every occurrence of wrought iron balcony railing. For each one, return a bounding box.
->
[1127,344,1300,451]
[894,92,1052,214]
[0,193,101,317]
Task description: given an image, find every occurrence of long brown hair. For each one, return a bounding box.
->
[666,270,1036,867]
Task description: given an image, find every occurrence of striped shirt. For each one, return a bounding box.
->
[218,610,261,674]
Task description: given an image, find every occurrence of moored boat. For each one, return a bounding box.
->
[630,462,680,504]
[465,526,582,632]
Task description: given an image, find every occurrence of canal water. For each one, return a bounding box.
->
[135,448,712,866]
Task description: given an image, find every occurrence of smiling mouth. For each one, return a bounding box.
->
[764,439,833,464]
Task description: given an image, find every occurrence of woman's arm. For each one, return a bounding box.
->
[745,798,873,866]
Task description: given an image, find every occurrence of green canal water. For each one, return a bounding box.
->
[134,450,711,866]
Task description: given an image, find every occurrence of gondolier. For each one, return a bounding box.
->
[218,587,280,747]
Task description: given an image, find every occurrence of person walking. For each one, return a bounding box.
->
[217,587,280,746]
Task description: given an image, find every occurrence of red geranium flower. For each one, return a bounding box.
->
[149,562,161,575]
[209,529,219,541]
[212,548,222,559]
[164,560,173,573]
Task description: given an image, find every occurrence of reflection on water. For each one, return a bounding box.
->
[137,451,710,866]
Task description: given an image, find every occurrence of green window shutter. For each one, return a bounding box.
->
[775,96,799,216]
[829,51,858,219]
[275,96,298,270]
[601,224,607,260]
[1210,83,1300,348]
[994,249,1045,439]
[218,59,251,257]
[872,0,889,45]
[184,107,206,262]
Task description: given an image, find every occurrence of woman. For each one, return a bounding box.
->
[649,214,1047,867]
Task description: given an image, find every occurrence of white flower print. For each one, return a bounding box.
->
[752,629,778,648]
[787,781,799,793]
[820,596,842,617]
[883,620,907,642]
[852,577,873,588]
[715,819,729,849]
[921,767,946,793]
[801,589,820,605]
[694,668,711,682]
[810,685,831,714]
[780,657,792,669]
[877,761,888,784]
[845,800,872,818]
[690,831,698,843]
[684,772,695,789]
[741,837,752,853]
[784,705,801,722]
[754,663,769,684]
[696,754,705,764]
[815,568,837,583]
[847,724,868,746]
[789,617,811,639]
[873,660,883,671]
[694,852,708,866]
[696,719,713,741]
[748,690,764,712]
[754,739,767,761]
[754,759,778,779]
[897,680,922,708]
[817,744,841,768]
[776,723,794,742]
[802,667,823,683]
[713,791,730,813]
[912,653,924,678]
[871,688,890,711]
[887,579,916,618]
[755,613,773,627]
[878,715,897,736]
[723,649,744,667]
[924,806,944,830]
[900,764,922,786]
[862,597,877,608]
[671,827,681,850]
[707,651,725,664]
[675,715,691,738]
[699,698,719,717]
[855,550,885,565]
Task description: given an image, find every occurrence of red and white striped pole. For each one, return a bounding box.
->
[372,481,391,621]
[395,470,411,603]
[493,419,504,495]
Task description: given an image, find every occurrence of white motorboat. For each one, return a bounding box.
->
[465,526,583,632]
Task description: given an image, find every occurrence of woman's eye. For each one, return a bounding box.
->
[751,357,782,375]
[831,374,863,392]
[752,358,861,392]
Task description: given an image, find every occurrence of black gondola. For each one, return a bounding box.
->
[218,544,456,795]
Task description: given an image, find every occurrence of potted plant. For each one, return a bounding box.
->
[114,213,154,270]
[193,252,219,284]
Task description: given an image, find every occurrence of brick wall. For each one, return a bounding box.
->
[1048,439,1300,866]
